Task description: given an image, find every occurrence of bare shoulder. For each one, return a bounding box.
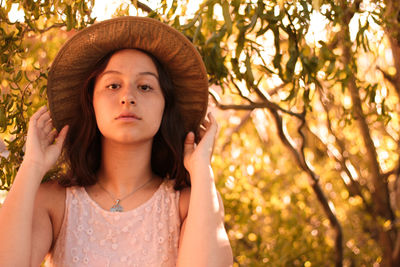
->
[178,187,191,223]
[35,180,66,237]
[30,180,66,264]
[36,180,66,208]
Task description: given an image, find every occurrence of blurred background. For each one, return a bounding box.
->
[1,0,400,266]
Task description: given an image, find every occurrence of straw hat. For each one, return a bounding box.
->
[47,16,209,133]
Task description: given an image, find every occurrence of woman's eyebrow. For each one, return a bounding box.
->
[98,70,122,79]
[138,72,159,80]
[98,70,159,80]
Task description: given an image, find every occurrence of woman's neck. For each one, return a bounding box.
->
[97,138,154,197]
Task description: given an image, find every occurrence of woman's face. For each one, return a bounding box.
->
[92,49,165,145]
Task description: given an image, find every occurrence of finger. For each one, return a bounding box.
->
[31,106,48,121]
[199,123,206,132]
[200,113,217,134]
[201,121,211,130]
[201,115,211,128]
[183,131,195,156]
[29,106,47,126]
[199,115,218,145]
[207,112,218,132]
[184,131,195,144]
[46,129,58,145]
[43,119,53,135]
[31,106,47,119]
[200,113,215,131]
[54,125,69,150]
[207,112,217,125]
[198,127,206,140]
[37,111,51,129]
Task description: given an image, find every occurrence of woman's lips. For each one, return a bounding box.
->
[116,113,142,120]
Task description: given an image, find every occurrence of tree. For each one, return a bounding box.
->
[1,0,399,266]
[1,0,95,189]
[180,0,399,266]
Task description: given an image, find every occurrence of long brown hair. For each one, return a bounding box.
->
[60,49,190,190]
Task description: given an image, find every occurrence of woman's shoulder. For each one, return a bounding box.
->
[38,180,66,200]
[38,180,67,241]
[36,180,66,220]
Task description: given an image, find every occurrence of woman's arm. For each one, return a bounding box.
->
[0,162,51,267]
[177,113,233,267]
[0,106,68,266]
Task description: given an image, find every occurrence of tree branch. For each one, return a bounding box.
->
[217,75,343,266]
[209,87,303,118]
[377,66,397,86]
[135,1,153,13]
[267,104,343,267]
[252,86,303,118]
[228,78,257,104]
[316,84,371,206]
[209,90,266,110]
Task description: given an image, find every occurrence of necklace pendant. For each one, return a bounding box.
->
[110,199,123,212]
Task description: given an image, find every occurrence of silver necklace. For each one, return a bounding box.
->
[97,177,153,212]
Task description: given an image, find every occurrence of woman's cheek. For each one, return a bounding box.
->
[93,99,110,135]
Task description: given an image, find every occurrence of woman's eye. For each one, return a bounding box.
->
[106,83,121,90]
[139,84,152,91]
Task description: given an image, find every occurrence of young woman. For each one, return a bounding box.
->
[0,17,233,266]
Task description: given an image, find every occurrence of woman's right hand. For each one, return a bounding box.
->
[23,106,69,175]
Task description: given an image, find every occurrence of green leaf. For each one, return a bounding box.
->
[65,5,73,31]
[167,0,178,18]
[222,0,232,35]
[192,17,203,44]
[246,14,258,32]
[284,86,296,102]
[245,53,254,86]
[231,57,242,80]
[273,53,282,70]
[14,70,22,83]
[235,29,245,57]
[0,107,6,132]
[285,49,298,81]
[40,85,47,95]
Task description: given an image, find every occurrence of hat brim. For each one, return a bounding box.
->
[47,16,209,133]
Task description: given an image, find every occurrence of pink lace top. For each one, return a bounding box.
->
[45,180,181,267]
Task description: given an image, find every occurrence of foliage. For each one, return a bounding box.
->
[0,0,95,189]
[2,0,400,266]
[214,110,381,266]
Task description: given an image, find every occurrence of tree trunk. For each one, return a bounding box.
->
[384,0,400,98]
[339,1,396,265]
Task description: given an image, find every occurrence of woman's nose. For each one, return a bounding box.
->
[120,89,136,105]
[121,98,135,105]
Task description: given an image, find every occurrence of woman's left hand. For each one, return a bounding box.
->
[183,112,218,174]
